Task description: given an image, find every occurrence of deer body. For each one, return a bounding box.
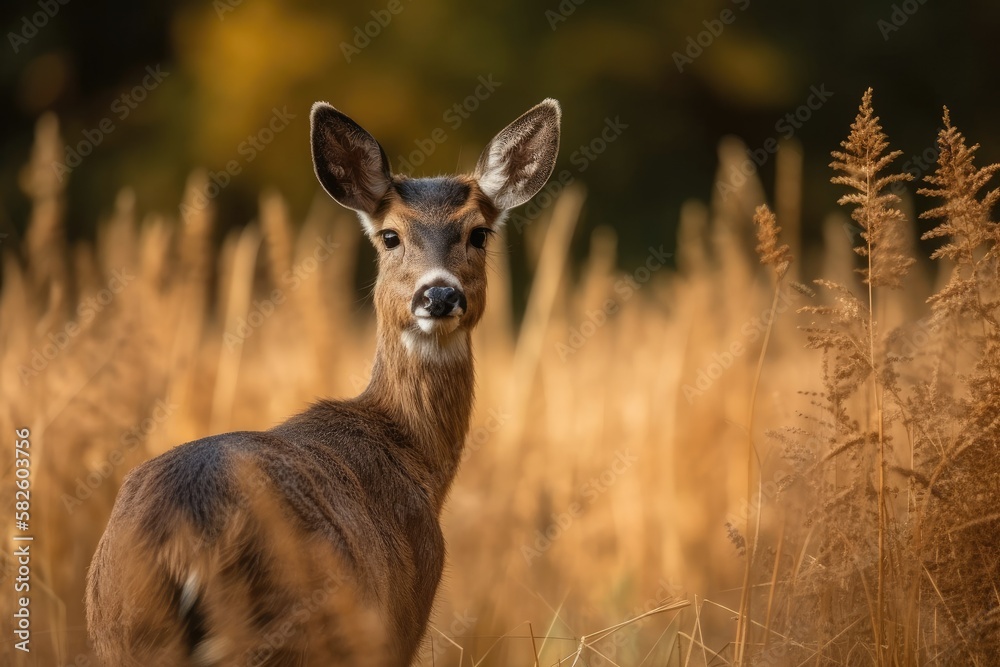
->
[86,100,560,666]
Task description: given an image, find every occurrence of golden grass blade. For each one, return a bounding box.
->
[210,224,261,431]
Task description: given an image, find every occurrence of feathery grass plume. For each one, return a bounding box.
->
[919,107,1000,322]
[917,109,1000,439]
[734,203,793,665]
[775,89,920,666]
[908,108,1000,664]
[917,109,1000,453]
[830,88,915,289]
[829,92,915,652]
[753,204,791,280]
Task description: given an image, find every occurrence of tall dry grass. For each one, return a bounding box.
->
[1,89,997,666]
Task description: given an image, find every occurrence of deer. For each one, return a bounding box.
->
[85,98,561,666]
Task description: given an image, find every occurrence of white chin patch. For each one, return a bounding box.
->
[402,321,468,363]
[415,316,460,335]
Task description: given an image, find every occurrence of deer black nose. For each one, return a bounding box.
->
[415,286,466,317]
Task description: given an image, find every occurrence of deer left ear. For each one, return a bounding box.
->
[474,99,561,211]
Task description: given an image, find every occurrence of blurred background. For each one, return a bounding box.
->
[3,0,1000,278]
[4,1,1000,665]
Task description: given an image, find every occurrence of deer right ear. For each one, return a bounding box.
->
[474,99,561,212]
[310,102,392,226]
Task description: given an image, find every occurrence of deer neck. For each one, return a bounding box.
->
[361,325,475,507]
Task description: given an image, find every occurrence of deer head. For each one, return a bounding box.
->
[309,99,561,359]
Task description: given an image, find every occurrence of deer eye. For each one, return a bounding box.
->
[380,230,400,249]
[469,228,490,249]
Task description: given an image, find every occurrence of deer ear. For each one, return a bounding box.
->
[310,102,392,221]
[474,99,561,211]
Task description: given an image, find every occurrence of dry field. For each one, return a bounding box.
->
[2,90,998,665]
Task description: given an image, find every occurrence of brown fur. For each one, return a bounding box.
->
[86,99,560,666]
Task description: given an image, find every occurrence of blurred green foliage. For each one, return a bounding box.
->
[3,0,1000,269]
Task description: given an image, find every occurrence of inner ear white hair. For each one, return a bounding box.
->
[310,102,393,229]
[474,99,561,212]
